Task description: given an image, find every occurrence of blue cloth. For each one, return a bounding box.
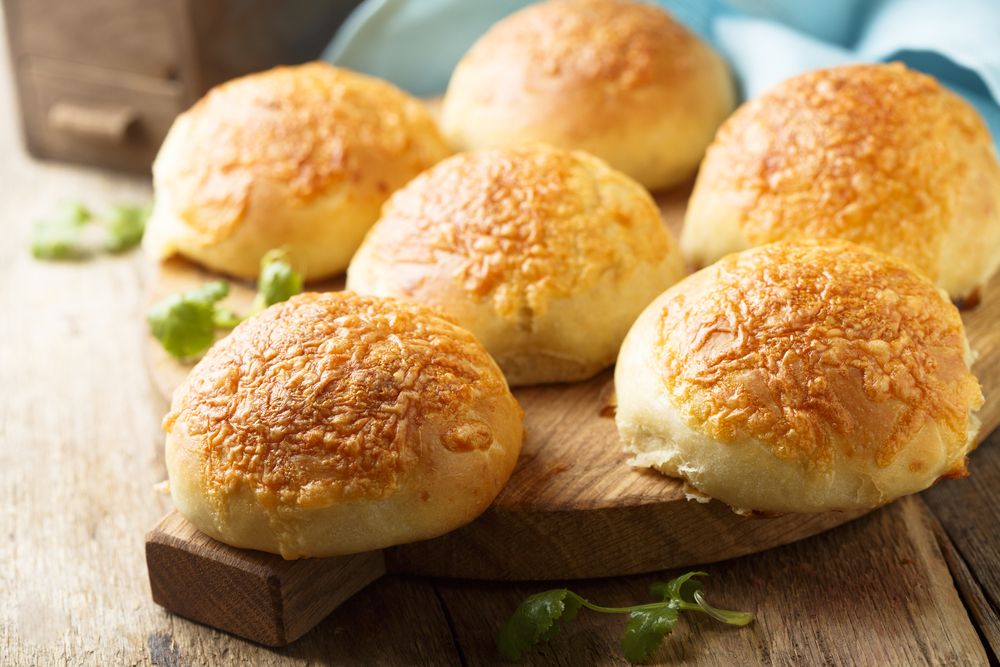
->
[324,0,1000,147]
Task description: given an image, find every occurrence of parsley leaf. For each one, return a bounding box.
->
[32,201,151,259]
[665,571,708,603]
[147,281,230,359]
[147,250,304,360]
[253,249,303,310]
[497,572,751,664]
[621,606,678,664]
[103,203,151,253]
[31,202,92,259]
[692,590,753,626]
[497,589,579,660]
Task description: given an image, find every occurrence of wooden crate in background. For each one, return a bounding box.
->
[2,0,361,174]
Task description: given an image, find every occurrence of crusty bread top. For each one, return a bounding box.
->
[158,62,446,244]
[360,145,670,320]
[693,63,993,280]
[654,240,982,473]
[164,292,515,509]
[473,0,698,93]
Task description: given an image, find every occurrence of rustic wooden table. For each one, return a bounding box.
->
[2,31,998,667]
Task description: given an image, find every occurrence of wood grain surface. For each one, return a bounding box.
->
[1,10,998,662]
[146,512,387,646]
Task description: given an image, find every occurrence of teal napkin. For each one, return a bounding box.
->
[324,0,1000,148]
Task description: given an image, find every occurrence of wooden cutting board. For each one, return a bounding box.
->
[144,187,1000,645]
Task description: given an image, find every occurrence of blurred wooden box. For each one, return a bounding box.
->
[3,0,360,174]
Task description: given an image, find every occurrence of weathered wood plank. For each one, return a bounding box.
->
[435,497,987,666]
[923,428,1000,659]
[146,513,387,646]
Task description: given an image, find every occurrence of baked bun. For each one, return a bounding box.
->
[440,0,734,191]
[682,62,1000,301]
[347,145,687,386]
[163,292,523,558]
[615,240,983,514]
[145,62,450,281]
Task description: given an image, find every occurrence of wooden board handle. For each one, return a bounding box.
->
[146,512,386,646]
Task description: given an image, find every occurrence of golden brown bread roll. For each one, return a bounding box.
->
[347,145,687,386]
[682,62,1000,300]
[616,240,983,514]
[144,62,450,281]
[441,0,734,191]
[164,292,523,558]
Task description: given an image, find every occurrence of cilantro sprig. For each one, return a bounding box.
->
[147,281,232,359]
[31,202,92,259]
[31,201,150,259]
[103,203,152,253]
[498,572,751,664]
[253,248,304,310]
[147,250,302,360]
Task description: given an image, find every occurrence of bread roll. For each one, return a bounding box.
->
[145,63,450,281]
[616,240,983,514]
[682,62,1000,301]
[347,145,687,386]
[441,0,734,191]
[164,292,523,558]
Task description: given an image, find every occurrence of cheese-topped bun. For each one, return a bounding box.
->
[616,240,983,514]
[440,0,734,192]
[163,292,523,558]
[347,145,687,386]
[682,63,1000,301]
[145,63,450,281]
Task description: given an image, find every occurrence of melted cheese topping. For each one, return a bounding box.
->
[165,63,444,242]
[164,293,513,509]
[697,63,990,279]
[656,241,982,471]
[363,146,669,319]
[468,0,697,93]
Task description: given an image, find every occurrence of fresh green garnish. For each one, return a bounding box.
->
[497,572,751,664]
[147,281,232,360]
[31,202,92,259]
[103,203,151,253]
[253,249,303,310]
[31,201,151,259]
[147,250,303,360]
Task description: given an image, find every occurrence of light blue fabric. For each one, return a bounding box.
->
[324,0,1000,147]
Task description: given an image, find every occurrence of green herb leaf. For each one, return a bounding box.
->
[621,606,678,664]
[497,589,578,660]
[692,590,753,626]
[666,571,708,603]
[497,571,751,663]
[31,202,92,259]
[185,280,230,304]
[103,203,151,253]
[649,581,670,601]
[146,247,301,361]
[539,592,581,642]
[147,281,230,359]
[254,249,302,310]
[212,306,244,329]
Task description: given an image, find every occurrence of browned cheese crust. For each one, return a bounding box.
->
[655,241,983,475]
[442,0,734,191]
[688,63,1000,284]
[460,0,701,136]
[166,62,446,244]
[361,146,670,320]
[165,292,518,510]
